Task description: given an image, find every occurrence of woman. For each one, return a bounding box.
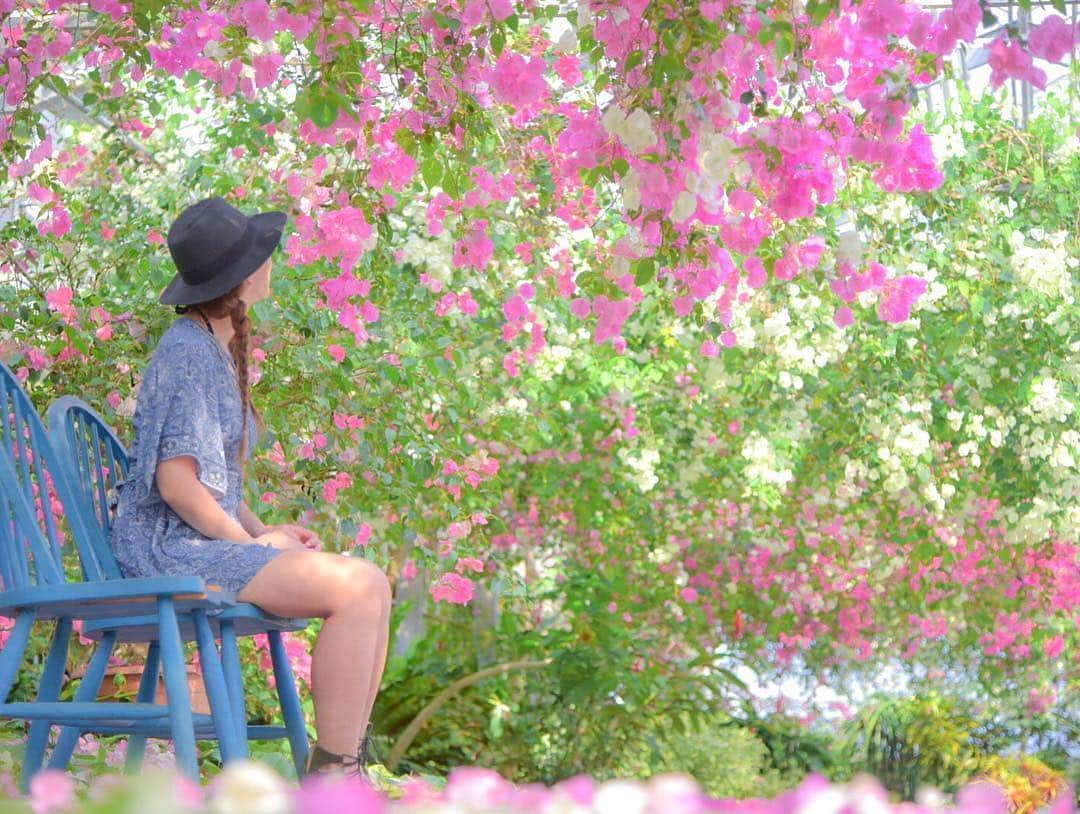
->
[109,195,391,777]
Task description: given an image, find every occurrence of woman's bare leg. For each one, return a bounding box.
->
[357,588,391,743]
[237,550,392,756]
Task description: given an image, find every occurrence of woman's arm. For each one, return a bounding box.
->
[156,457,297,549]
[238,500,268,538]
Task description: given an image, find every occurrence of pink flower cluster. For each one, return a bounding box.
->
[828,261,928,325]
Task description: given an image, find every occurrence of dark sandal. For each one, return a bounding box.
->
[304,724,376,778]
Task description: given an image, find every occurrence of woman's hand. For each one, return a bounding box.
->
[252,530,308,551]
[267,523,324,551]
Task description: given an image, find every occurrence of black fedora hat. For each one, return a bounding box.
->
[161,195,288,306]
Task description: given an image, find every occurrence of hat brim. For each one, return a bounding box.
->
[160,211,287,306]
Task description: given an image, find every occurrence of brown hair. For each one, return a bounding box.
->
[176,285,265,476]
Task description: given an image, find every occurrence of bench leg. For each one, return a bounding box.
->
[157,598,198,781]
[124,641,160,773]
[268,629,310,777]
[49,630,118,771]
[219,621,249,758]
[192,610,242,763]
[21,618,72,792]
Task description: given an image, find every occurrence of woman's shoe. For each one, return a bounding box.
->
[303,725,377,780]
[303,742,366,778]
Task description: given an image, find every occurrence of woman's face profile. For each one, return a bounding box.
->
[241,257,273,305]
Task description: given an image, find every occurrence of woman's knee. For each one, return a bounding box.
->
[328,558,391,616]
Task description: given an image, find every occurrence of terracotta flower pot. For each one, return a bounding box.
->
[71,663,212,715]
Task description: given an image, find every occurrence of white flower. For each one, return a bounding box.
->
[621,108,657,154]
[883,469,908,494]
[619,447,660,492]
[1009,230,1076,300]
[698,132,734,185]
[593,779,648,814]
[576,0,592,26]
[620,167,641,211]
[1029,376,1075,423]
[555,25,578,52]
[602,106,657,154]
[505,396,529,414]
[762,307,791,339]
[670,189,697,223]
[208,761,291,814]
[929,122,965,161]
[836,226,863,267]
[601,104,627,136]
[879,195,914,225]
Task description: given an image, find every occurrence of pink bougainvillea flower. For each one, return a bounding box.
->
[877,276,927,323]
[453,220,495,272]
[294,773,384,814]
[456,556,484,574]
[489,52,548,109]
[29,769,75,814]
[834,306,855,328]
[592,295,634,345]
[988,34,1047,90]
[252,52,283,88]
[1027,15,1076,63]
[1044,635,1065,659]
[430,572,475,604]
[316,206,374,272]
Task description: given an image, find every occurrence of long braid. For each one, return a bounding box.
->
[229,298,253,467]
[177,287,264,479]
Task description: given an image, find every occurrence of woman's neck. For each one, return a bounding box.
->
[188,309,235,350]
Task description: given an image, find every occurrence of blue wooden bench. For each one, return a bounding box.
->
[45,396,311,777]
[0,362,309,787]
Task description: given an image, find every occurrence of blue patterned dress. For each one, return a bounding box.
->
[109,316,284,594]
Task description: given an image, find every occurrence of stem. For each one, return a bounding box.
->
[386,656,552,771]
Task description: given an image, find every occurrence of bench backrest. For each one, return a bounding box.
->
[46,396,130,573]
[0,361,105,590]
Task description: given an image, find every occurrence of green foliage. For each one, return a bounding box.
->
[837,693,987,799]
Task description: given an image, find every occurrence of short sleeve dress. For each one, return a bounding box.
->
[108,316,284,595]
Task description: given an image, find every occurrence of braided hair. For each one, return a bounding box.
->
[175,285,265,475]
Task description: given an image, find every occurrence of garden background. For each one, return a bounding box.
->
[0,0,1077,811]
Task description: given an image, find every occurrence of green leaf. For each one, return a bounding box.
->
[395,128,418,158]
[309,95,338,128]
[774,30,793,61]
[633,257,656,286]
[132,0,166,33]
[442,168,460,197]
[421,157,443,187]
[625,50,644,72]
[492,30,506,58]
[805,0,835,25]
